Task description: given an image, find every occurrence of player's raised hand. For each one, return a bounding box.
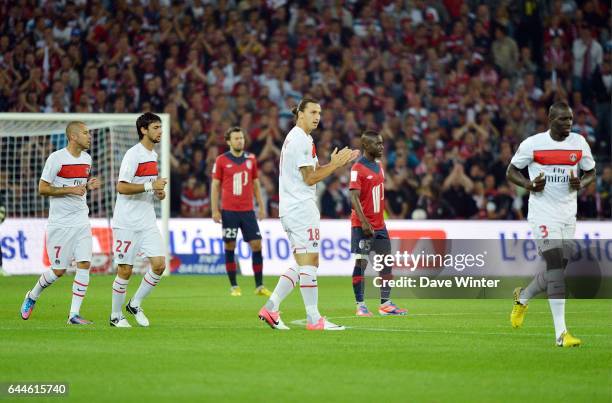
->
[349,149,360,162]
[330,147,353,168]
[569,170,581,191]
[87,177,101,191]
[71,184,87,196]
[153,177,167,190]
[154,190,166,200]
[529,172,546,192]
[212,210,222,224]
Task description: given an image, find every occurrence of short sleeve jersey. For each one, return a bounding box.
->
[112,143,159,230]
[510,131,595,223]
[212,151,258,211]
[349,157,386,230]
[279,126,319,217]
[40,148,92,227]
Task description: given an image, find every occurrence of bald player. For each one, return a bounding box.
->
[20,121,101,324]
[508,101,596,347]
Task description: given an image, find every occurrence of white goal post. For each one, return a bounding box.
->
[0,113,171,275]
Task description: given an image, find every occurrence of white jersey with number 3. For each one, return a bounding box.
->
[510,131,595,224]
[40,148,91,227]
[279,126,319,217]
[112,143,159,230]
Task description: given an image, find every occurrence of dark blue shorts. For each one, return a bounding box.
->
[221,210,261,242]
[351,226,391,258]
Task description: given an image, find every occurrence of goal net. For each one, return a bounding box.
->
[0,113,170,275]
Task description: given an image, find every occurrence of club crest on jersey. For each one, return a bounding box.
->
[569,153,577,162]
[246,160,252,169]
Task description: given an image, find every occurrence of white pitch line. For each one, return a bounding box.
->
[289,317,611,337]
[300,310,611,322]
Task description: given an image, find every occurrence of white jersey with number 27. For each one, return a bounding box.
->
[112,143,159,231]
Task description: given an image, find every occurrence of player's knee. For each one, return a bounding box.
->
[151,258,166,275]
[52,269,66,277]
[543,248,564,269]
[117,264,133,279]
[152,264,165,276]
[76,261,90,270]
[224,241,236,251]
[250,239,262,251]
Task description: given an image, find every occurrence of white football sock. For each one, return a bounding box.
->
[549,298,567,339]
[111,276,129,318]
[131,269,161,307]
[299,265,321,324]
[69,268,89,316]
[267,267,299,312]
[30,269,59,300]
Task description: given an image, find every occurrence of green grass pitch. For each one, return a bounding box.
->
[1,275,610,402]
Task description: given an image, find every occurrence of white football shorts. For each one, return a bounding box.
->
[112,227,164,265]
[529,219,576,257]
[46,224,92,269]
[280,200,321,255]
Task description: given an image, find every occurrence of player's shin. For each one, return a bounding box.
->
[252,250,263,287]
[352,263,365,304]
[132,268,162,307]
[520,271,548,304]
[225,249,238,287]
[69,268,89,316]
[299,265,321,324]
[266,266,298,312]
[547,268,567,339]
[30,269,60,300]
[111,276,129,317]
[380,267,392,304]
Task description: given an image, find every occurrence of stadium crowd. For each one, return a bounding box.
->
[0,0,610,220]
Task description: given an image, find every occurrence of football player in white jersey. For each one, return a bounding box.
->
[258,98,358,330]
[109,112,168,328]
[20,122,101,325]
[507,102,596,347]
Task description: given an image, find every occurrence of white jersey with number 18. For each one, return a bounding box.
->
[279,126,319,217]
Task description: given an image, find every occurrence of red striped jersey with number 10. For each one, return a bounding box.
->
[213,152,258,211]
[349,157,385,230]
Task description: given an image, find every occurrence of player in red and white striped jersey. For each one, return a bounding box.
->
[20,121,101,325]
[507,102,596,347]
[211,127,270,297]
[110,112,168,328]
[349,130,407,317]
